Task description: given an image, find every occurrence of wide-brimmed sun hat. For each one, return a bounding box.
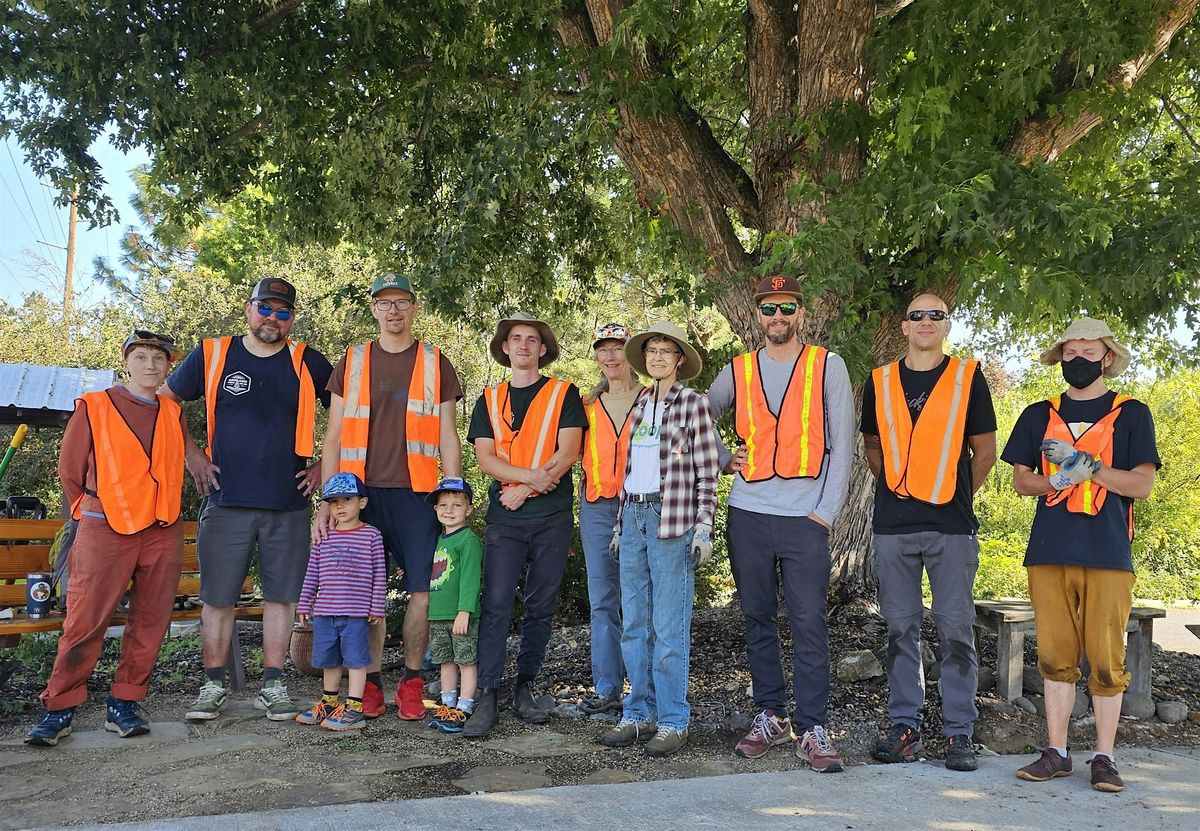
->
[625,321,704,382]
[1039,317,1131,378]
[490,312,560,368]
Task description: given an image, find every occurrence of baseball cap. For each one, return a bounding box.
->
[321,472,368,501]
[425,477,475,505]
[370,272,417,298]
[121,329,183,361]
[752,274,804,301]
[249,277,298,308]
[592,322,632,349]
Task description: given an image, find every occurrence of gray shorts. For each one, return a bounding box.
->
[197,504,311,605]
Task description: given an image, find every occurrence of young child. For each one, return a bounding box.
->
[425,478,483,734]
[295,473,387,731]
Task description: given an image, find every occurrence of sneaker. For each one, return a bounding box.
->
[25,708,74,747]
[361,680,386,718]
[872,723,922,763]
[1016,748,1073,781]
[601,718,658,748]
[104,696,150,738]
[395,676,426,721]
[945,734,978,772]
[645,727,689,758]
[796,725,844,773]
[185,680,228,720]
[433,707,467,734]
[296,700,336,725]
[254,679,301,721]
[735,709,794,759]
[1087,755,1124,792]
[321,704,367,731]
[427,704,451,730]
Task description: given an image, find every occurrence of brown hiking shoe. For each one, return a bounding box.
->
[601,719,657,748]
[735,709,794,759]
[1016,748,1073,781]
[645,727,688,758]
[796,725,844,773]
[1087,755,1124,792]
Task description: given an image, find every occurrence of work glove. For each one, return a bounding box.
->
[1039,438,1077,466]
[1048,451,1100,491]
[608,529,620,562]
[690,522,713,568]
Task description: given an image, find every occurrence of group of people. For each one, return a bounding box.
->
[24,271,1159,794]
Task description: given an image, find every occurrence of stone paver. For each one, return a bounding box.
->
[451,762,550,793]
[0,772,66,801]
[343,753,452,776]
[0,751,36,770]
[0,721,191,749]
[125,732,286,769]
[480,730,598,758]
[143,760,298,797]
[579,768,636,785]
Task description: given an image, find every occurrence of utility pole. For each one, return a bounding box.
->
[63,183,78,317]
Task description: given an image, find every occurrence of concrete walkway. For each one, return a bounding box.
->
[58,746,1199,831]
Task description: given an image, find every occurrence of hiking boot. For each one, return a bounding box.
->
[1087,755,1124,792]
[796,725,844,773]
[579,690,622,715]
[601,718,658,748]
[734,709,794,759]
[25,708,74,747]
[104,696,150,738]
[645,727,689,758]
[1016,748,1073,781]
[254,679,300,721]
[462,688,498,738]
[512,679,551,725]
[872,723,922,763]
[296,700,336,726]
[433,707,467,734]
[321,704,367,731]
[945,734,978,772]
[395,676,427,721]
[361,680,385,718]
[185,680,228,720]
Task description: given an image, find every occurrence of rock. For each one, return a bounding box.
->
[589,712,619,725]
[723,679,740,692]
[126,733,286,770]
[745,683,754,699]
[836,649,884,682]
[1188,711,1200,725]
[452,763,550,793]
[535,693,556,710]
[1153,674,1170,686]
[920,642,936,673]
[1072,688,1090,719]
[1029,694,1047,717]
[726,711,753,733]
[926,662,941,683]
[552,702,587,720]
[973,720,1039,755]
[1121,694,1156,720]
[581,768,636,785]
[978,697,1017,716]
[1013,696,1037,715]
[1156,701,1188,724]
[1022,666,1044,695]
[425,679,442,696]
[976,667,996,693]
[480,731,596,758]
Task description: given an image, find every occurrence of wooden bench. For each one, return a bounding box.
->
[0,518,264,691]
[974,599,1167,701]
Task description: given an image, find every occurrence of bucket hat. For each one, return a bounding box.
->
[490,312,560,368]
[1039,317,1131,378]
[625,321,704,382]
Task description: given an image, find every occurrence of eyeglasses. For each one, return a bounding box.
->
[905,309,949,322]
[131,328,175,345]
[759,302,798,317]
[255,303,294,321]
[595,346,625,358]
[643,347,680,358]
[373,298,415,311]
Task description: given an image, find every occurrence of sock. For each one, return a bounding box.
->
[347,697,363,713]
[366,672,383,689]
[205,668,226,686]
[1051,746,1069,758]
[263,667,283,683]
[517,673,535,687]
[403,666,422,681]
[322,690,339,707]
[458,697,475,715]
[441,689,459,708]
[1093,751,1114,762]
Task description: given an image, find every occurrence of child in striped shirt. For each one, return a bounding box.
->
[295,473,387,731]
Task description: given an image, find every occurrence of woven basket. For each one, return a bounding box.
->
[289,624,321,677]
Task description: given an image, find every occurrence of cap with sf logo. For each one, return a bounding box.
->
[752,274,804,301]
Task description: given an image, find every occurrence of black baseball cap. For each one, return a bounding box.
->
[249,277,298,309]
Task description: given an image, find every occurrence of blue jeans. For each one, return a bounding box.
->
[579,496,624,697]
[619,501,696,731]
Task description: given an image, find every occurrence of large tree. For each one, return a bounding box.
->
[5,0,1200,596]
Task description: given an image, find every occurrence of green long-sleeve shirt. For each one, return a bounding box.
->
[428,528,483,621]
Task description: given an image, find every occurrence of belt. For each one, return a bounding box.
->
[627,492,662,504]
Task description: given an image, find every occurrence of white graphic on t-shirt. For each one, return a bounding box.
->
[222,371,251,396]
[1066,421,1094,441]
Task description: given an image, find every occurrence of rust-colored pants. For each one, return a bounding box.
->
[40,517,183,710]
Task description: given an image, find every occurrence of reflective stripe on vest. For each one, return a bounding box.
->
[732,346,828,482]
[873,357,977,506]
[582,390,644,502]
[71,390,184,535]
[1043,394,1131,526]
[484,379,569,481]
[202,336,316,459]
[336,341,443,491]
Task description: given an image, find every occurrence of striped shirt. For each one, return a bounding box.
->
[298,524,387,618]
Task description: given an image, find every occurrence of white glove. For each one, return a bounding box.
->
[1040,438,1077,466]
[608,530,620,561]
[690,522,712,568]
[1048,451,1100,490]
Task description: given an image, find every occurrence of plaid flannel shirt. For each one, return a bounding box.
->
[617,381,720,539]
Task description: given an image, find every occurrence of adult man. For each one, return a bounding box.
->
[1002,318,1159,793]
[708,275,855,772]
[463,313,586,738]
[166,278,333,722]
[861,293,996,772]
[319,271,463,720]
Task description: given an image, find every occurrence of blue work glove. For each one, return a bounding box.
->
[1039,438,1077,466]
[1048,451,1100,490]
[690,522,713,568]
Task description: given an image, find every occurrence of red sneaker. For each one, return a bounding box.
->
[361,680,385,719]
[395,676,427,721]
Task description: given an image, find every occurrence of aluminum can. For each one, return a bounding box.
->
[26,572,53,619]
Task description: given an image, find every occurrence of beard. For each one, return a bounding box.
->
[766,322,797,345]
[251,323,283,344]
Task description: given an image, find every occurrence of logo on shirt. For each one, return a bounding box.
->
[429,547,453,590]
[222,371,251,396]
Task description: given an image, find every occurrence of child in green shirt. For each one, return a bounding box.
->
[425,478,483,734]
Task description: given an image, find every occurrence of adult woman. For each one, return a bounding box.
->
[578,323,645,715]
[600,321,719,757]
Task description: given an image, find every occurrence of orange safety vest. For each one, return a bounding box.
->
[872,357,978,505]
[732,346,828,482]
[1042,394,1133,537]
[338,341,443,491]
[581,389,645,502]
[484,378,569,486]
[201,336,316,459]
[71,390,184,535]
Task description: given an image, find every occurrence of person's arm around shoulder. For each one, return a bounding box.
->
[707,363,744,474]
[812,352,855,528]
[438,399,463,478]
[368,527,387,624]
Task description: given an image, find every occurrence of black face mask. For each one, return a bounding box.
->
[1061,353,1106,389]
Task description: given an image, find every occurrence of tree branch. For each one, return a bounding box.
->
[216,113,267,147]
[875,0,918,19]
[1161,94,1200,155]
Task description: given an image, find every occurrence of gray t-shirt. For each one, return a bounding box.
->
[708,348,855,524]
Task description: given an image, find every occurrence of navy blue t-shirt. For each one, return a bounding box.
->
[168,337,333,511]
[1001,390,1160,572]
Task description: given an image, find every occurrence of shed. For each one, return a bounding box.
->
[0,363,116,427]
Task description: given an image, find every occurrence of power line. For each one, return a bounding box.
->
[4,139,51,244]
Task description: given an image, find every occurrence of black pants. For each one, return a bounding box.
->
[477,511,574,689]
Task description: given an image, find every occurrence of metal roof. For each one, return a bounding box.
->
[0,363,117,426]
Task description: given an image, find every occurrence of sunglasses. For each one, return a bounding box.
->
[131,328,175,345]
[905,309,949,322]
[594,322,631,342]
[255,303,294,321]
[759,302,798,317]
